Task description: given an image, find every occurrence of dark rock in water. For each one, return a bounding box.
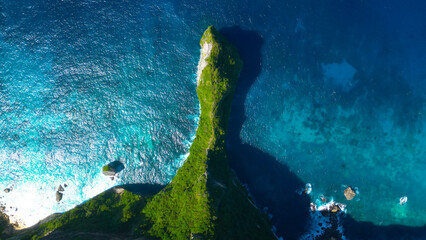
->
[344,186,356,200]
[56,191,63,202]
[102,161,125,176]
[58,185,64,192]
[64,184,68,188]
[4,188,10,193]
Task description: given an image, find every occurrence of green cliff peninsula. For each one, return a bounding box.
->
[10,26,275,240]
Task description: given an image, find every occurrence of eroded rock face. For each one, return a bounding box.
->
[56,191,63,202]
[0,212,11,236]
[344,187,356,200]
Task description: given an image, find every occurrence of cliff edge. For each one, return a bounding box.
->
[142,26,275,240]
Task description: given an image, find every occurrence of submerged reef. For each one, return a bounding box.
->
[7,26,275,240]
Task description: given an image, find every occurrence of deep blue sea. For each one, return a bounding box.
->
[1,0,425,238]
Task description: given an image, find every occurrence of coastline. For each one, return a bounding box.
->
[7,26,276,240]
[142,25,276,239]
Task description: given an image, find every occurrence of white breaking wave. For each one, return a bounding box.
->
[0,172,116,227]
[400,196,408,205]
[316,200,346,212]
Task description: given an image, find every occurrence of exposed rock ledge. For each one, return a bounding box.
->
[196,41,212,85]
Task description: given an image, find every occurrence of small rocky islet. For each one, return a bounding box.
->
[344,186,356,201]
[102,161,125,177]
[55,185,65,203]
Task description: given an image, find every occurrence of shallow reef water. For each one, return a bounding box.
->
[0,0,425,235]
[240,0,426,226]
[0,0,201,226]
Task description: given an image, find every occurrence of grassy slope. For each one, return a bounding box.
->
[17,26,275,240]
[20,188,151,240]
[1,212,11,239]
[142,26,276,240]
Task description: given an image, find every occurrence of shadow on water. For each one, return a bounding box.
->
[118,183,164,196]
[342,215,426,240]
[220,26,311,240]
[220,26,426,240]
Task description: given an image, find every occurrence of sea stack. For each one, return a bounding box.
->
[102,161,125,176]
[56,191,63,202]
[344,186,356,200]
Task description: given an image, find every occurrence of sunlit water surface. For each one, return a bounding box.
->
[0,0,425,229]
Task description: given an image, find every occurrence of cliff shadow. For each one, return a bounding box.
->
[220,26,311,240]
[117,183,165,196]
[220,26,426,240]
[342,215,426,240]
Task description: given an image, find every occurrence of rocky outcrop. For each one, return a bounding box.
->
[55,185,65,202]
[331,204,341,213]
[0,212,12,238]
[102,161,125,176]
[56,191,63,202]
[344,187,356,200]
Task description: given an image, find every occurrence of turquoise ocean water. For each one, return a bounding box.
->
[0,0,425,237]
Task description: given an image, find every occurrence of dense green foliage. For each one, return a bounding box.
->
[23,188,151,240]
[1,212,11,238]
[142,26,275,240]
[102,165,111,172]
[17,26,275,240]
